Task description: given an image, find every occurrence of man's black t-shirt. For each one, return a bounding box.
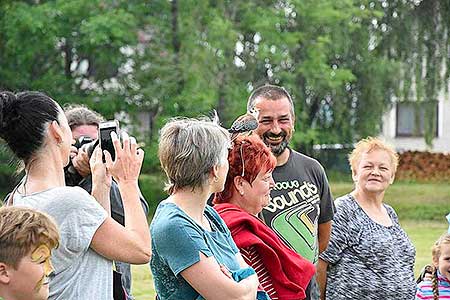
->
[260,148,334,263]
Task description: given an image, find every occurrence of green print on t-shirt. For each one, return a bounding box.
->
[264,180,320,263]
[260,148,335,265]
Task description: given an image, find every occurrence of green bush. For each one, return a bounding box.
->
[326,169,352,183]
[139,173,167,217]
[0,147,20,198]
[141,141,161,174]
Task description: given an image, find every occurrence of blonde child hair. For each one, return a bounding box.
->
[0,206,59,268]
[431,233,450,300]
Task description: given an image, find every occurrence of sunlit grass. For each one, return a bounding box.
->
[402,220,448,276]
[131,264,155,299]
[330,181,450,220]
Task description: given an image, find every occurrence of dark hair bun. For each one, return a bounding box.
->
[0,91,17,134]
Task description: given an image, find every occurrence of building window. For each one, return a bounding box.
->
[396,101,438,137]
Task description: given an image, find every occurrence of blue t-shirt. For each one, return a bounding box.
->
[150,201,240,300]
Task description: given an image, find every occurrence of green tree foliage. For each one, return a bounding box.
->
[132,0,397,154]
[1,0,448,172]
[0,0,138,114]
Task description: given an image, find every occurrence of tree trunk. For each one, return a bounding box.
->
[62,40,72,79]
[171,0,184,96]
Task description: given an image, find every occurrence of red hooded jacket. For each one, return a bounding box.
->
[215,203,315,300]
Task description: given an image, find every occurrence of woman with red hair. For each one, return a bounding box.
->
[214,135,315,300]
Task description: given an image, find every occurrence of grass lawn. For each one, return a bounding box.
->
[331,181,450,221]
[131,264,156,299]
[402,220,447,274]
[130,181,450,300]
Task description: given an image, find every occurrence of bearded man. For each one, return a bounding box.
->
[247,85,335,300]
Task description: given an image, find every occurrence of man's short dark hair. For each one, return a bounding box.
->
[64,104,104,130]
[247,84,295,118]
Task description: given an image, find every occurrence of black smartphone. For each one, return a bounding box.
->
[98,120,119,161]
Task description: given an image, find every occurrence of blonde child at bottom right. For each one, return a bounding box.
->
[415,233,450,300]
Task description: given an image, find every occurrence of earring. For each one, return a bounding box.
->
[239,190,244,196]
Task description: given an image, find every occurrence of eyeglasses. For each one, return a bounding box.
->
[239,141,246,177]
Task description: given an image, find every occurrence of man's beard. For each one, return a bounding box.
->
[262,131,290,157]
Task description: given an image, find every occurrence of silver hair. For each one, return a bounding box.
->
[159,117,230,194]
[63,104,104,129]
[247,84,295,118]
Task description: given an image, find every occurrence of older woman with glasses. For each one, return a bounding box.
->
[214,135,315,300]
[150,118,261,300]
[318,137,415,300]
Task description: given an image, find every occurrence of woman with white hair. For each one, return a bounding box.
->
[150,118,260,300]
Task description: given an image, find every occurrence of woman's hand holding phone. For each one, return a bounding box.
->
[90,146,113,211]
[104,131,144,185]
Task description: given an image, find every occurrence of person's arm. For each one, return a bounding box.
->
[317,221,332,300]
[181,252,259,300]
[414,283,425,300]
[318,221,332,254]
[317,258,328,300]
[241,246,277,298]
[317,164,334,255]
[316,164,334,300]
[90,132,151,264]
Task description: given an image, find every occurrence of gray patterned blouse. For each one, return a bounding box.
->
[319,194,416,299]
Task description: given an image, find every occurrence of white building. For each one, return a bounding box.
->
[381,87,450,153]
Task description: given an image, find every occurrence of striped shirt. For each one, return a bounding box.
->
[241,246,278,300]
[416,273,450,299]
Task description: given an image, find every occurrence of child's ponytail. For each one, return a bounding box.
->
[431,266,439,300]
[430,233,450,300]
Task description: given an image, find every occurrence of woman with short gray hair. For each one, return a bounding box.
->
[150,118,260,300]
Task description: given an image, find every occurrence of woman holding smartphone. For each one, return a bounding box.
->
[0,91,151,300]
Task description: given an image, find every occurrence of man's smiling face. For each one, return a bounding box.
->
[253,97,294,157]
